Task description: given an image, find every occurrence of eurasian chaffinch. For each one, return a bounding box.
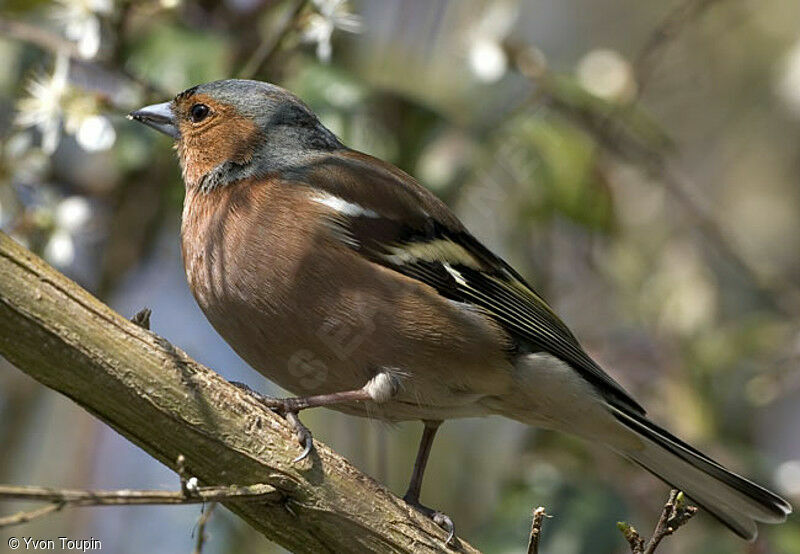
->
[129,79,790,543]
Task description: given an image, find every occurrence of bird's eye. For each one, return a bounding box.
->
[189,103,210,123]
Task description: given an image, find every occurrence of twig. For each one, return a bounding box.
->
[109,0,135,64]
[644,490,697,554]
[0,483,279,508]
[0,16,80,57]
[617,520,645,554]
[238,0,309,79]
[617,489,698,554]
[526,506,549,554]
[634,0,726,99]
[0,14,170,103]
[0,453,265,544]
[176,454,198,497]
[193,502,218,554]
[0,503,64,528]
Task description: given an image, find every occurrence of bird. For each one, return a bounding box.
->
[129,79,791,544]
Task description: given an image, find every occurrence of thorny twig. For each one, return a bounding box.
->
[617,490,698,554]
[526,506,549,554]
[0,455,279,530]
[193,502,218,554]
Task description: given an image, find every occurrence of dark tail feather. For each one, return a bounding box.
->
[609,405,792,540]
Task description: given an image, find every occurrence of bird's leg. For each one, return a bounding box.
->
[403,420,457,547]
[231,372,399,462]
[403,420,440,505]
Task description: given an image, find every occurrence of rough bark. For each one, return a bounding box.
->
[0,231,477,554]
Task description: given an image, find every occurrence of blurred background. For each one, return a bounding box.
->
[1,0,799,552]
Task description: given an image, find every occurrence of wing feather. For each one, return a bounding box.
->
[296,150,646,414]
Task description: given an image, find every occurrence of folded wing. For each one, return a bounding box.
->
[293,149,645,415]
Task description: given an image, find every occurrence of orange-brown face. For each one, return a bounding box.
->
[171,93,264,188]
[130,79,342,191]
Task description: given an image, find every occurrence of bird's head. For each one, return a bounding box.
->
[128,79,341,191]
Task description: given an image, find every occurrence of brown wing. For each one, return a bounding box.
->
[286,149,645,415]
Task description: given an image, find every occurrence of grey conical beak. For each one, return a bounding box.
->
[128,101,179,139]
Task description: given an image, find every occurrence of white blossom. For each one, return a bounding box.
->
[15,54,70,154]
[185,477,199,493]
[42,196,94,267]
[52,0,114,60]
[301,0,362,63]
[576,49,636,102]
[465,1,518,83]
[76,115,116,152]
[469,39,508,83]
[16,54,116,154]
[55,196,92,232]
[44,229,76,267]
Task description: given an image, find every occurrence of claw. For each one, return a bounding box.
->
[231,382,314,462]
[292,435,313,463]
[406,500,458,549]
[286,411,314,463]
[432,512,456,548]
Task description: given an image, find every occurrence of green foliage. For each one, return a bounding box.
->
[501,113,616,231]
[128,22,231,92]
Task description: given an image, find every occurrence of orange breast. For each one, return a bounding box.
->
[181,178,514,421]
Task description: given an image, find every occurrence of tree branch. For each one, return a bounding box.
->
[0,230,477,554]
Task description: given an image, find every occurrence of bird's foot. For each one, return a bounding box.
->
[403,494,458,549]
[230,381,314,462]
